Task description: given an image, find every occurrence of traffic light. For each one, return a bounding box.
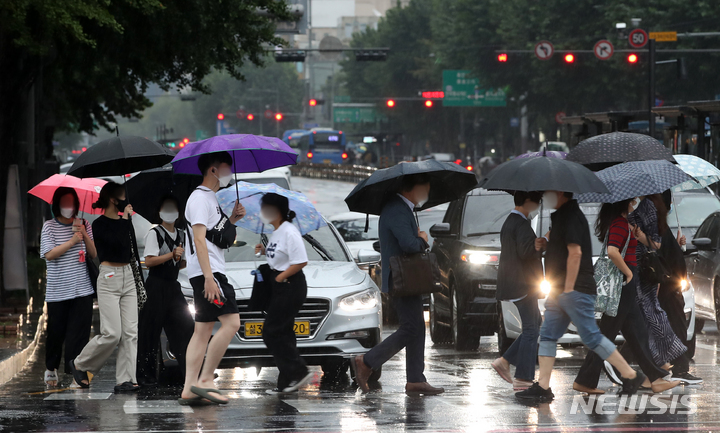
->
[179,137,189,148]
[497,53,508,62]
[274,51,306,62]
[424,100,433,108]
[355,49,388,61]
[275,113,283,121]
[627,53,639,64]
[217,113,224,120]
[564,53,575,63]
[247,113,254,121]
[386,99,395,108]
[309,99,317,106]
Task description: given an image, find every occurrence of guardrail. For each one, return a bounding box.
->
[289,162,377,183]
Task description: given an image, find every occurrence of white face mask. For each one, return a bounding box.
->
[214,171,233,188]
[542,191,559,210]
[416,196,429,208]
[159,209,179,224]
[60,207,75,219]
[629,198,640,213]
[260,212,276,225]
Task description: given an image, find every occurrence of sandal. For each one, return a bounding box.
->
[178,396,214,406]
[68,360,89,388]
[44,370,58,387]
[114,382,140,393]
[190,386,229,404]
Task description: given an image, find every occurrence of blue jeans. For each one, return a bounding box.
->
[502,293,541,381]
[539,290,616,360]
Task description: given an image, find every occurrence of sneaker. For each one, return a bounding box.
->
[603,361,623,385]
[282,371,314,393]
[619,371,645,395]
[515,382,554,403]
[266,388,292,395]
[673,372,703,384]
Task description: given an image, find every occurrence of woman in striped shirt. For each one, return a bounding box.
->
[40,187,97,387]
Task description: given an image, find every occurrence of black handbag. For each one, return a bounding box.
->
[249,264,272,311]
[82,220,99,293]
[389,250,442,297]
[638,246,671,286]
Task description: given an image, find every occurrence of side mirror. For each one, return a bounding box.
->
[692,237,714,250]
[372,241,381,253]
[429,223,451,237]
[357,249,381,265]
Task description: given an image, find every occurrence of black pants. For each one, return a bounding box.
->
[364,294,426,383]
[262,272,309,390]
[136,276,195,384]
[658,284,690,374]
[575,268,667,388]
[46,294,94,374]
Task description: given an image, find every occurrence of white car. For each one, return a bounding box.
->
[329,212,379,261]
[233,167,293,190]
[177,218,383,378]
[498,204,696,355]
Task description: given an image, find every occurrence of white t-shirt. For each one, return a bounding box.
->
[266,221,308,271]
[143,226,185,261]
[185,186,225,278]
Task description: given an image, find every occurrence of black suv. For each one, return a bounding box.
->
[429,189,514,350]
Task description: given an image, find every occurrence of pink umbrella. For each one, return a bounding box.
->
[29,174,107,216]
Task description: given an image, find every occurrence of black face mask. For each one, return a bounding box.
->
[115,198,128,211]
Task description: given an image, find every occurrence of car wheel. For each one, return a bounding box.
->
[452,287,479,351]
[429,293,452,344]
[321,359,349,379]
[496,303,515,356]
[695,319,705,336]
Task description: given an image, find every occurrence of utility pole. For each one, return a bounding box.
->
[648,38,656,139]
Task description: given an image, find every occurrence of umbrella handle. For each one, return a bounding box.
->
[672,194,685,252]
[538,201,544,236]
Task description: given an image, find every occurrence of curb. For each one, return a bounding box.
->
[0,305,46,386]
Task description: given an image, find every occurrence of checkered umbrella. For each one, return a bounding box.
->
[671,154,720,192]
[577,160,693,203]
[567,132,676,171]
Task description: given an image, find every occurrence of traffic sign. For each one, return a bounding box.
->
[236,109,246,119]
[442,70,506,107]
[628,29,648,48]
[649,31,677,42]
[534,41,554,60]
[510,117,520,128]
[264,109,274,119]
[555,111,566,124]
[593,40,614,60]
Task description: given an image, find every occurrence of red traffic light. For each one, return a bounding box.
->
[564,53,575,63]
[275,113,283,121]
[386,99,395,107]
[466,165,473,171]
[217,113,224,120]
[309,99,317,106]
[497,53,508,62]
[424,100,433,107]
[627,53,639,63]
[247,113,254,120]
[183,138,190,144]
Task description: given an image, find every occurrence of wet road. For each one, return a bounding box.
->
[3,178,720,432]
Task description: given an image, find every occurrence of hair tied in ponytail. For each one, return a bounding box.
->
[287,210,296,222]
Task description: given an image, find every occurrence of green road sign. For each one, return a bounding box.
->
[442,70,506,107]
[334,105,378,123]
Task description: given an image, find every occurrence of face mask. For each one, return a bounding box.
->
[115,198,128,210]
[260,212,275,225]
[529,209,539,220]
[159,210,179,223]
[416,196,429,208]
[629,199,640,213]
[60,207,75,219]
[542,192,558,210]
[214,171,232,188]
[668,204,674,215]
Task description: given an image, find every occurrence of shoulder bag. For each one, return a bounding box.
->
[389,248,442,297]
[638,240,671,286]
[594,230,631,317]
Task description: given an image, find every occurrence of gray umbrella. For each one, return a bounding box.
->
[567,132,676,171]
[577,160,693,204]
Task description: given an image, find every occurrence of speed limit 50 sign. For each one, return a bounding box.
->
[628,29,648,48]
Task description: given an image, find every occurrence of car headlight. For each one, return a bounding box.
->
[460,250,500,265]
[339,289,379,311]
[186,298,196,315]
[681,279,689,292]
[540,279,552,296]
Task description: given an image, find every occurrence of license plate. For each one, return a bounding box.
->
[244,321,311,337]
[323,159,332,164]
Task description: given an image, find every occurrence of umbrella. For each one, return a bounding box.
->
[671,154,720,192]
[124,165,202,223]
[566,132,676,171]
[516,150,567,159]
[344,160,477,216]
[216,181,326,235]
[576,160,693,204]
[28,174,107,216]
[478,155,609,194]
[67,136,175,178]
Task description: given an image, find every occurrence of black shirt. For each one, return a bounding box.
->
[496,212,543,300]
[545,200,596,295]
[92,215,133,264]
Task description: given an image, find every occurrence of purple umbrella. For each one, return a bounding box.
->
[516,150,567,159]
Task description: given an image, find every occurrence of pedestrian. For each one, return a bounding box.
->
[491,191,544,391]
[40,187,97,387]
[572,198,678,394]
[627,195,691,377]
[516,191,645,403]
[136,195,194,387]
[353,173,444,396]
[69,182,140,392]
[254,193,313,394]
[179,152,245,405]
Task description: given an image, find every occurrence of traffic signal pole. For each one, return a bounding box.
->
[648,38,656,138]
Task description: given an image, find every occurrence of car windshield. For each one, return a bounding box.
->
[84,213,153,250]
[670,190,720,229]
[536,204,602,255]
[237,177,290,190]
[224,224,350,263]
[331,218,379,242]
[462,195,515,236]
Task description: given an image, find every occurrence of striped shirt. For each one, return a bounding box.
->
[40,219,95,302]
[608,217,637,267]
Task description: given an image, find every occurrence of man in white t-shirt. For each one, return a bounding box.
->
[180,151,245,405]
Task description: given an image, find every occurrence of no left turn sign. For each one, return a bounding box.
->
[593,40,614,60]
[629,29,648,48]
[534,41,554,60]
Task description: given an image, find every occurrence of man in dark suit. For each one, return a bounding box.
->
[353,174,444,396]
[491,191,544,391]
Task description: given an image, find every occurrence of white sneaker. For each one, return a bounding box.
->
[603,361,623,385]
[282,371,315,393]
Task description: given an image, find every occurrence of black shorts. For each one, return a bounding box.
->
[190,272,239,322]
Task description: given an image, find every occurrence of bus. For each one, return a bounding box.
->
[293,128,349,164]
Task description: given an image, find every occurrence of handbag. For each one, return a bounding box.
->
[128,227,147,310]
[82,219,99,293]
[249,264,272,311]
[638,242,671,286]
[594,229,631,317]
[389,249,442,297]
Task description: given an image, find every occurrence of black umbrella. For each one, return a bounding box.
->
[566,132,676,171]
[124,164,202,223]
[67,135,175,178]
[345,160,478,216]
[478,155,609,194]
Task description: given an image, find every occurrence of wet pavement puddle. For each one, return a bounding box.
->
[122,400,193,414]
[44,392,112,400]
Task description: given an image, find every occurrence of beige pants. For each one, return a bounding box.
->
[75,264,138,384]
